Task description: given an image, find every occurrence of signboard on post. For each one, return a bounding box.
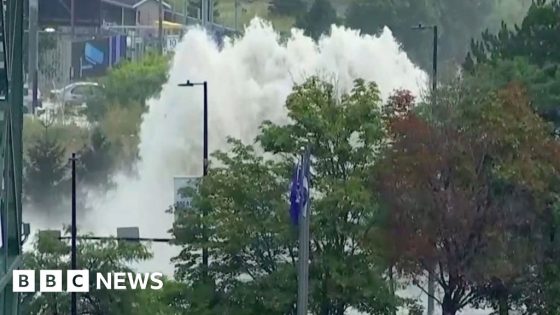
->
[173,176,200,211]
[165,35,180,54]
[117,227,140,242]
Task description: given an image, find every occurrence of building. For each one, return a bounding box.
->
[100,0,173,26]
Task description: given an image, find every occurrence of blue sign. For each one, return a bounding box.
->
[85,43,104,65]
[71,35,127,79]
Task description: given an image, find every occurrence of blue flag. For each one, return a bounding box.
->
[289,151,310,226]
[290,162,301,225]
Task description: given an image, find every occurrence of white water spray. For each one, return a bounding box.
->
[83,19,427,276]
[24,17,492,315]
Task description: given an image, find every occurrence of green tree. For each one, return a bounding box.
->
[79,128,115,190]
[20,231,182,315]
[99,102,144,172]
[463,1,560,132]
[134,280,190,315]
[483,0,531,34]
[173,77,397,314]
[458,51,560,314]
[465,0,560,70]
[83,87,109,123]
[345,0,494,72]
[269,0,306,17]
[100,53,169,108]
[86,54,169,168]
[23,134,68,212]
[465,57,560,131]
[295,0,338,40]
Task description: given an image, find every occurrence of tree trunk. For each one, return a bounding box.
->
[442,308,457,315]
[498,295,509,315]
[441,294,458,315]
[389,265,397,315]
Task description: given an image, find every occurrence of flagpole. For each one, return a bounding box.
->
[297,146,311,315]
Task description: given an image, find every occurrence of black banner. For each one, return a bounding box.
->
[39,0,101,27]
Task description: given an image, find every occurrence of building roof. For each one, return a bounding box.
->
[102,0,172,10]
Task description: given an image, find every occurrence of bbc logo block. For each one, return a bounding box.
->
[13,270,163,292]
[13,270,35,292]
[67,270,90,292]
[14,270,89,293]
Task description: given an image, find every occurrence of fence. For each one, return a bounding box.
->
[35,17,239,96]
[37,32,72,94]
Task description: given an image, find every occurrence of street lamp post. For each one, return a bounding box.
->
[28,0,38,114]
[412,24,438,107]
[178,80,209,277]
[412,23,438,315]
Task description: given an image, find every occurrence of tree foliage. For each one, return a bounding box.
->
[173,77,397,314]
[465,57,560,111]
[20,231,184,315]
[465,57,560,130]
[345,0,494,71]
[376,83,560,315]
[79,128,115,190]
[100,53,169,108]
[22,53,167,218]
[295,0,338,40]
[269,0,306,17]
[465,0,560,70]
[464,0,560,132]
[23,134,68,212]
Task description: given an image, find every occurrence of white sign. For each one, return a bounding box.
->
[165,35,180,53]
[174,176,200,209]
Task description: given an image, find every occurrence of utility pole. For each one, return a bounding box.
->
[184,0,188,25]
[70,0,75,38]
[296,147,311,315]
[428,25,438,315]
[70,152,78,315]
[158,0,163,54]
[411,23,438,315]
[432,25,438,109]
[201,0,207,26]
[234,0,238,31]
[208,0,214,24]
[412,24,438,315]
[28,0,38,114]
[202,81,208,277]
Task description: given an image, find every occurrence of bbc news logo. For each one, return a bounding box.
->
[13,270,164,292]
